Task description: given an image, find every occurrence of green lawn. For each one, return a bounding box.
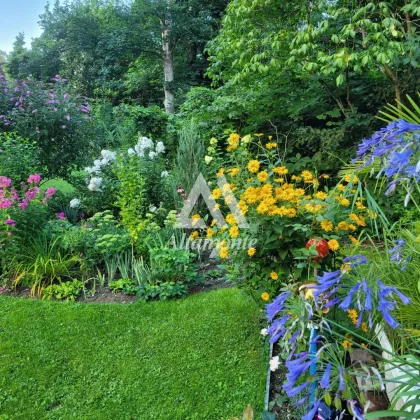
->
[0,289,267,420]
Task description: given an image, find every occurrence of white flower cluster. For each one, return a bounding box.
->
[70,198,81,208]
[85,138,167,193]
[129,136,166,159]
[84,149,117,192]
[85,149,117,176]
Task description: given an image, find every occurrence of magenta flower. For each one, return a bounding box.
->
[4,219,15,227]
[0,198,12,209]
[45,188,56,199]
[57,212,66,220]
[27,174,41,184]
[0,176,12,189]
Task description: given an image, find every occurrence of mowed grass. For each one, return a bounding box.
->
[0,289,267,420]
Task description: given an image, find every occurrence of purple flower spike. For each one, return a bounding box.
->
[319,362,331,389]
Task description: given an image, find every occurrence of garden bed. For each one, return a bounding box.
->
[0,288,267,419]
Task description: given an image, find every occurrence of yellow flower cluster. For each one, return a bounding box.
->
[227,133,240,152]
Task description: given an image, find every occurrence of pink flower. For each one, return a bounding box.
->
[45,188,56,199]
[19,199,29,210]
[0,177,12,189]
[4,219,15,227]
[57,212,66,220]
[27,174,41,184]
[7,232,12,237]
[26,190,36,200]
[66,115,70,121]
[0,198,12,209]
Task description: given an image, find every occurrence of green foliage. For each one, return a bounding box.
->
[9,236,79,296]
[43,279,84,301]
[0,77,94,180]
[0,289,266,418]
[0,133,41,183]
[115,155,147,243]
[169,121,206,207]
[149,247,199,284]
[109,278,132,293]
[134,281,188,301]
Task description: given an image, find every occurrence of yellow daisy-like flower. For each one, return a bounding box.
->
[261,292,270,301]
[254,133,264,137]
[248,247,256,257]
[340,197,350,207]
[266,142,277,149]
[315,191,328,200]
[257,171,269,182]
[342,339,353,349]
[191,214,201,226]
[211,219,217,227]
[229,225,239,238]
[337,221,350,231]
[248,160,260,173]
[228,133,240,145]
[270,272,279,280]
[291,175,301,181]
[344,174,359,184]
[228,167,240,177]
[242,134,252,144]
[226,213,237,226]
[212,188,222,200]
[361,322,368,333]
[348,235,359,245]
[321,219,333,232]
[347,309,358,324]
[190,231,199,241]
[301,170,313,180]
[328,239,340,251]
[274,166,288,176]
[337,184,346,192]
[219,246,229,259]
[217,168,225,177]
[206,228,214,239]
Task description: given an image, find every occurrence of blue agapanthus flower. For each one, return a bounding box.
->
[354,119,420,197]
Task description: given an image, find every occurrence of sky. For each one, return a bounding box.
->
[0,0,49,54]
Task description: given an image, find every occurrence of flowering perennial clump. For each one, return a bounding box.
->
[0,174,56,247]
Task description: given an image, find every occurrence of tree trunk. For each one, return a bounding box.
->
[162,0,175,114]
[383,64,402,108]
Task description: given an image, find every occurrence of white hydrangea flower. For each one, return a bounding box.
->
[149,151,157,160]
[70,198,81,208]
[101,150,117,161]
[260,328,268,337]
[156,141,166,154]
[134,143,145,157]
[161,170,169,178]
[88,177,103,192]
[127,148,135,155]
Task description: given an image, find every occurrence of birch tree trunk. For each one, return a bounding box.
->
[161,0,175,114]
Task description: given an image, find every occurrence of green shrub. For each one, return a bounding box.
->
[43,279,84,301]
[0,133,41,182]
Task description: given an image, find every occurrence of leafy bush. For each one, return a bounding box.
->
[43,279,84,301]
[0,132,41,183]
[0,75,94,179]
[196,132,385,299]
[9,235,79,296]
[134,282,188,302]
